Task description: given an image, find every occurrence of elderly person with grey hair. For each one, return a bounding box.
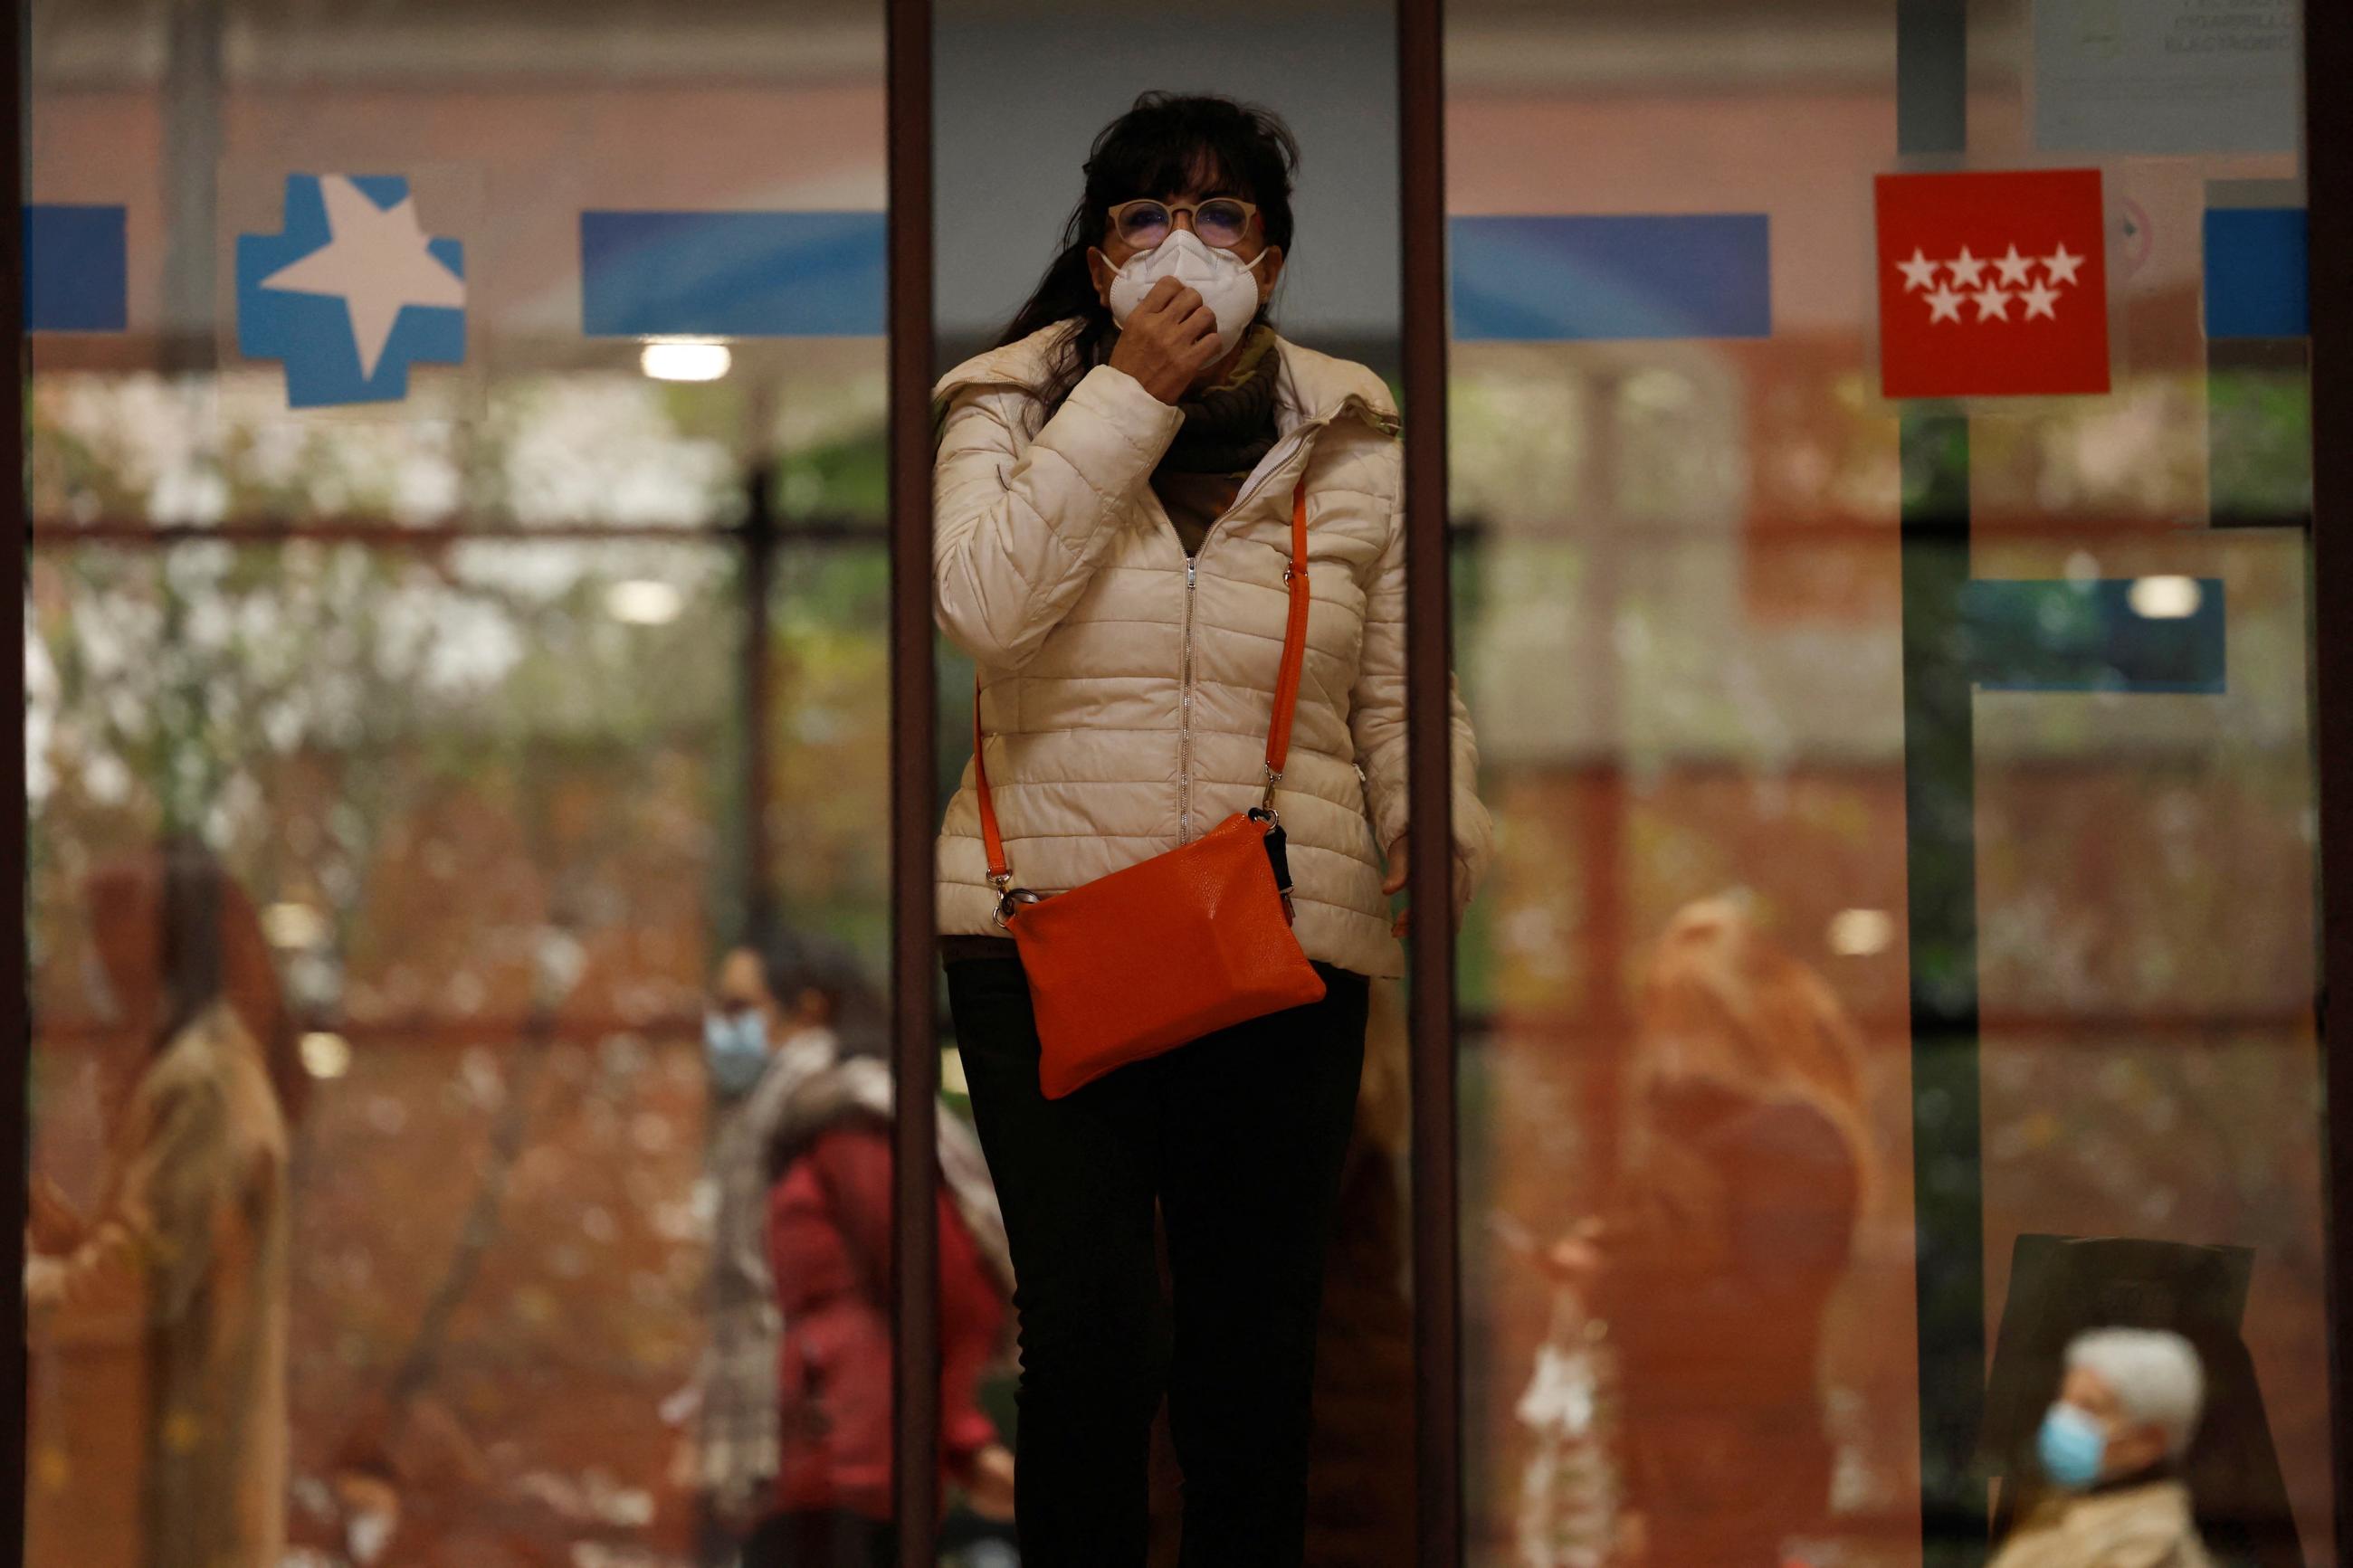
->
[1992,1328,2215,1568]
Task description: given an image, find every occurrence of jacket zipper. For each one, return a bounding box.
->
[1170,395,1388,844]
[1176,430,1310,844]
[1179,553,1198,841]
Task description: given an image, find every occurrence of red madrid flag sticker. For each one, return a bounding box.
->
[1874,168,2111,399]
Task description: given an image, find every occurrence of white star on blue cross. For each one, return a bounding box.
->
[236,174,465,409]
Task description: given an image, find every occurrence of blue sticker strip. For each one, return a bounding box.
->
[26,204,129,332]
[1449,214,1771,342]
[1959,579,2225,695]
[580,210,886,337]
[2205,208,2308,339]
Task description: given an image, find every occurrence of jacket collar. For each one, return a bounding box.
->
[934,320,1401,440]
[2084,1459,2181,1500]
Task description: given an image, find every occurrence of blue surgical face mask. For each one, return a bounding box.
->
[703,1009,769,1096]
[2037,1402,2110,1490]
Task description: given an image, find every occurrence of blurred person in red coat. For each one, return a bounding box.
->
[691,932,886,1544]
[742,1014,1017,1567]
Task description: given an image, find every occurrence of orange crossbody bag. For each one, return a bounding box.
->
[974,480,1328,1099]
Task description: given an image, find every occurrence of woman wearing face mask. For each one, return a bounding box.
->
[1992,1329,2215,1568]
[931,92,1491,1566]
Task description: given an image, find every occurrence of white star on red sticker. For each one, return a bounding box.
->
[2020,280,2062,319]
[1925,284,1967,323]
[2042,243,2085,287]
[1896,249,1943,292]
[1972,284,2015,321]
[1994,245,2036,287]
[1945,247,1989,289]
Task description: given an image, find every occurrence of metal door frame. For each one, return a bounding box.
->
[881,3,1466,1559]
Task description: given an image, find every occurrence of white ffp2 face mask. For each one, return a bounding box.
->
[1102,230,1271,358]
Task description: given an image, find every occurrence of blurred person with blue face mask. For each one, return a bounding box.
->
[687,937,863,1554]
[1994,1328,2215,1568]
[704,946,797,1102]
[685,935,1016,1568]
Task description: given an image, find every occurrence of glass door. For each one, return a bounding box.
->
[24,2,900,1563]
[1440,1,2327,1564]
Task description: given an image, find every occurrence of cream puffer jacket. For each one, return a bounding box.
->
[932,321,1493,981]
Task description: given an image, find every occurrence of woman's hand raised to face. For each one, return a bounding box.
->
[1108,276,1224,404]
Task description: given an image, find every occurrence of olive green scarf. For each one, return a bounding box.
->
[1157,325,1281,476]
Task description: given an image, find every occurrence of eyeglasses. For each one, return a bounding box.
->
[1107,197,1260,252]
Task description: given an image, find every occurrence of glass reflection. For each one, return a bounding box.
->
[29,844,299,1568]
[33,0,896,1550]
[1524,898,1868,1568]
[1987,1328,2215,1568]
[29,540,738,1565]
[1447,2,2321,1565]
[690,938,1016,1567]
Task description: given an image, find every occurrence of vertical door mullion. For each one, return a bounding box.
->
[1397,0,1463,1560]
[2302,0,2353,1550]
[743,464,776,945]
[1890,5,1990,1561]
[885,0,940,1557]
[4,0,30,1558]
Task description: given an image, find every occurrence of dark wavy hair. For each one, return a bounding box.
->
[996,91,1300,416]
[753,927,888,1063]
[86,837,310,1125]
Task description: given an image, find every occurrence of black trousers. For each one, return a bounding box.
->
[740,1509,894,1568]
[945,955,1369,1568]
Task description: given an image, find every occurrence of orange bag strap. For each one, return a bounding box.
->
[976,682,1011,883]
[1260,479,1312,807]
[976,479,1310,891]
